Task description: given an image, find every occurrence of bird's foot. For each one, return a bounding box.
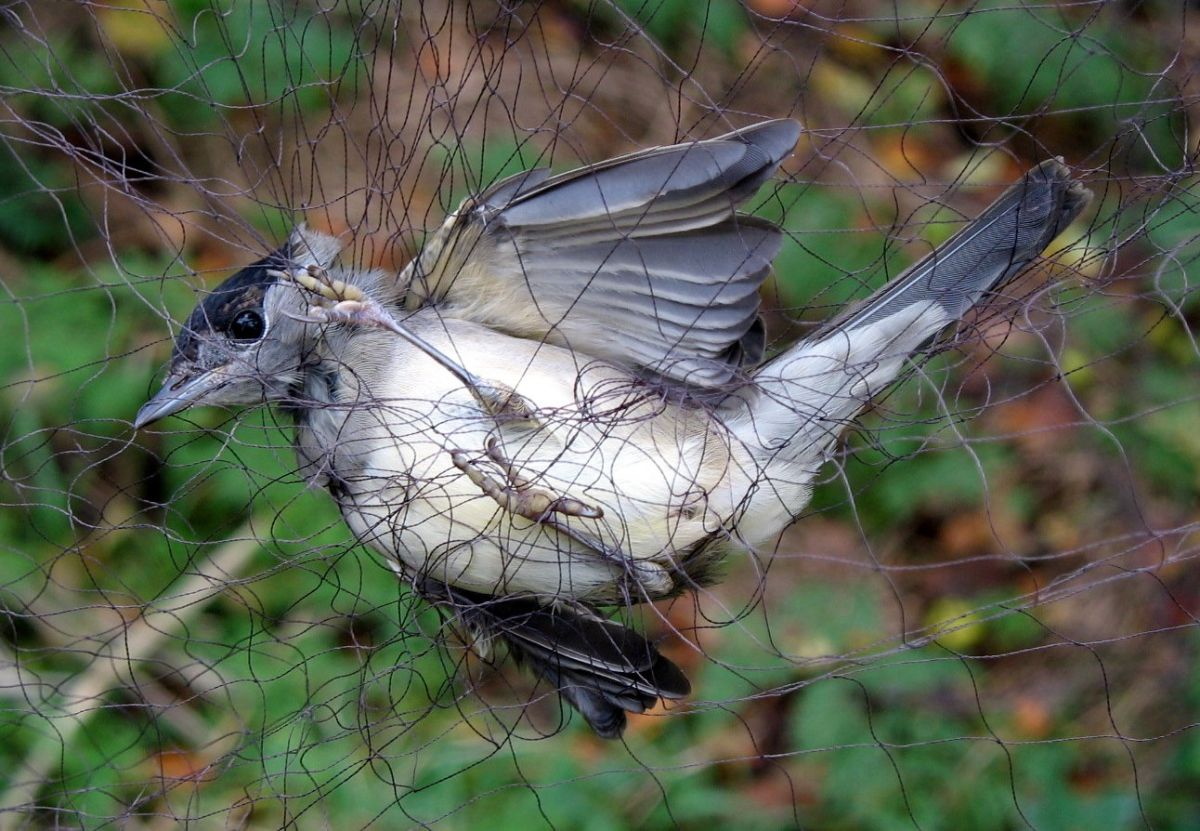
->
[451,437,603,522]
[269,263,365,307]
[449,439,672,597]
[271,263,394,330]
[274,266,538,424]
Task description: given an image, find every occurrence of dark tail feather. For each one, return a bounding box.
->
[818,158,1093,338]
[430,585,690,739]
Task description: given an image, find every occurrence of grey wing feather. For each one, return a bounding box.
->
[400,120,801,387]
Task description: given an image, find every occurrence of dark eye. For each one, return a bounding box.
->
[228,310,265,342]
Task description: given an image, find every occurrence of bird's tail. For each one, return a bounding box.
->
[744,159,1092,459]
[429,584,690,738]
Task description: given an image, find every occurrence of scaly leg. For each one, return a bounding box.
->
[270,263,537,423]
[451,437,604,521]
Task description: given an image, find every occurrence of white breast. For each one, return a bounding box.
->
[307,312,758,602]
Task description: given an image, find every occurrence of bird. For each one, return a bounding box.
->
[134,119,1091,738]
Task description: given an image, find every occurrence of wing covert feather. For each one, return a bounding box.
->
[399,120,801,387]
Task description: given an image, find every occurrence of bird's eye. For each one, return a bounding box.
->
[228,310,265,342]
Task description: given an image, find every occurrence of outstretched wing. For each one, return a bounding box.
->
[399,120,801,388]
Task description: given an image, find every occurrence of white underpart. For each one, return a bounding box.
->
[308,300,952,602]
[319,315,738,601]
[730,300,951,543]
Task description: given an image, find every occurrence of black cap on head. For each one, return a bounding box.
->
[173,246,289,363]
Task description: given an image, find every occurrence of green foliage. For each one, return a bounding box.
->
[0,145,95,256]
[1144,184,1200,314]
[609,0,749,57]
[154,2,365,127]
[757,182,908,318]
[434,138,540,215]
[0,30,121,129]
[931,0,1184,170]
[842,63,946,129]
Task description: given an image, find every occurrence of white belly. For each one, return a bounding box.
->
[315,315,757,601]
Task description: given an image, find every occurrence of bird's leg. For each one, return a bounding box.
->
[270,264,537,423]
[450,439,673,597]
[450,437,603,522]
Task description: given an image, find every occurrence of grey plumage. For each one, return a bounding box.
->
[400,120,800,387]
[822,158,1089,336]
[747,158,1091,467]
[135,121,1091,737]
[431,583,689,738]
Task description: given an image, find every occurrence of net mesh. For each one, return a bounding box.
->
[1,1,1198,828]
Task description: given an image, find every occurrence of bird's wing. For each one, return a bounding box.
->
[397,120,801,388]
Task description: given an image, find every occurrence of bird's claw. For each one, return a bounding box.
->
[302,299,391,328]
[273,265,541,427]
[451,437,604,522]
[450,440,670,596]
[269,264,388,328]
[268,264,365,305]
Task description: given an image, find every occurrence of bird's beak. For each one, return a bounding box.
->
[134,367,228,429]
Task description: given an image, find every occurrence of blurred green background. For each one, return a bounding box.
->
[1,1,1198,828]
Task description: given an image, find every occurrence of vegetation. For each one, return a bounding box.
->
[1,1,1197,828]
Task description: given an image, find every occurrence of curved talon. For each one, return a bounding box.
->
[283,309,331,325]
[484,437,528,487]
[550,496,604,520]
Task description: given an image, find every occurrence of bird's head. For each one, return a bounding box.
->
[134,225,344,429]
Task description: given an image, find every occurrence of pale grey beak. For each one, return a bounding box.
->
[134,368,227,429]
